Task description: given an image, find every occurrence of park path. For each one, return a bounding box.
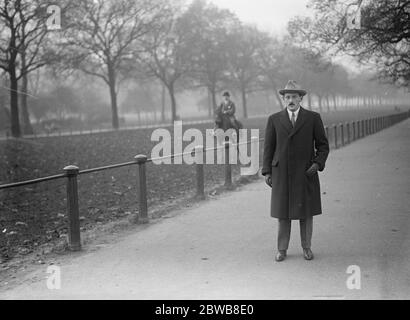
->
[1,119,410,299]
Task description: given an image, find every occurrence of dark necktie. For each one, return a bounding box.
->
[291,112,296,127]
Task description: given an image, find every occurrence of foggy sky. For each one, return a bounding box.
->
[209,0,313,35]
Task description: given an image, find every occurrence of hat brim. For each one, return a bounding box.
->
[279,89,307,96]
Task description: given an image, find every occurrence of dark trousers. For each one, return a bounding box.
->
[277,217,313,251]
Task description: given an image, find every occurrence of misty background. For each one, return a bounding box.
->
[0,0,408,137]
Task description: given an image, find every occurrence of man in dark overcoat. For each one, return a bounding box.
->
[262,80,329,262]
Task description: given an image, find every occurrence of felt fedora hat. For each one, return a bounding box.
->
[279,80,307,97]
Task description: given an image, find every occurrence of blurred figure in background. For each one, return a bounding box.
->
[213,91,243,140]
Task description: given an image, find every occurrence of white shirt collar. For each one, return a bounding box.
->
[287,106,300,121]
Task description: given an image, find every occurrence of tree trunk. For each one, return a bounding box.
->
[161,83,166,122]
[210,87,217,113]
[208,86,217,118]
[273,88,284,110]
[317,94,323,113]
[8,29,21,138]
[19,19,33,135]
[241,88,248,118]
[9,67,21,138]
[107,65,119,129]
[264,91,271,112]
[20,71,33,135]
[307,93,312,110]
[332,94,337,111]
[206,89,211,117]
[167,83,177,121]
[326,95,331,112]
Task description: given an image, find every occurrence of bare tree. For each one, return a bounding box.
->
[257,38,292,110]
[185,0,240,113]
[137,4,194,122]
[289,0,410,89]
[0,0,58,137]
[226,24,266,118]
[58,0,167,129]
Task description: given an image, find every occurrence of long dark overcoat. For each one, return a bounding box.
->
[261,106,329,220]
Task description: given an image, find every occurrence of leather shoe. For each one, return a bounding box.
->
[303,248,314,260]
[275,250,287,262]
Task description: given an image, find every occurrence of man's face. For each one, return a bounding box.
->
[283,93,302,111]
[224,95,230,102]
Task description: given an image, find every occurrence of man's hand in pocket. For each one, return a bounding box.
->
[265,174,272,187]
[306,163,319,177]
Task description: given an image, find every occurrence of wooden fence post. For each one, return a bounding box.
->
[340,123,345,146]
[63,165,81,251]
[195,145,205,199]
[346,122,350,144]
[134,155,149,224]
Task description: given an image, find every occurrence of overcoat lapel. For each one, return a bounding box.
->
[289,106,308,137]
[279,109,293,133]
